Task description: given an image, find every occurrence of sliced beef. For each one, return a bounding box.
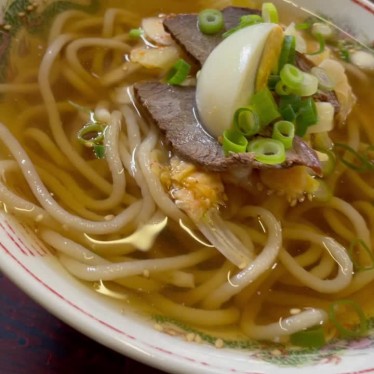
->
[134,81,322,175]
[163,7,260,66]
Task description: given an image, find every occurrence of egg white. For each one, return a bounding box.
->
[196,23,280,138]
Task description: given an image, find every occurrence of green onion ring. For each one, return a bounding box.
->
[198,9,224,35]
[272,120,295,149]
[275,80,293,96]
[247,138,286,165]
[167,59,191,85]
[77,123,105,147]
[233,106,260,137]
[280,64,304,90]
[261,2,279,23]
[222,129,248,155]
[329,300,368,338]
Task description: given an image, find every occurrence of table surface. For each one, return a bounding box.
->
[0,273,166,374]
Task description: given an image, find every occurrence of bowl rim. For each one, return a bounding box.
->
[0,0,374,373]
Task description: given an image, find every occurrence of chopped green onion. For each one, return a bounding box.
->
[296,98,318,137]
[311,22,334,40]
[337,41,351,62]
[272,120,295,149]
[311,67,335,91]
[222,129,248,155]
[280,63,304,89]
[267,74,280,90]
[261,2,279,23]
[291,72,319,96]
[334,143,374,172]
[223,14,263,38]
[306,32,326,56]
[329,300,368,338]
[198,9,224,35]
[280,104,297,122]
[240,14,264,26]
[295,22,311,30]
[129,27,144,39]
[315,149,336,176]
[278,35,296,72]
[167,59,191,85]
[348,238,374,272]
[93,144,106,159]
[233,106,260,137]
[77,123,105,147]
[250,87,280,128]
[247,138,286,165]
[290,326,326,348]
[275,80,292,96]
[279,94,302,112]
[340,48,351,62]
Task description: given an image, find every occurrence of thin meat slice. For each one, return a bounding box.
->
[134,81,322,175]
[163,7,260,66]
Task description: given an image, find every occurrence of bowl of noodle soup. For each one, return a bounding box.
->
[0,0,373,373]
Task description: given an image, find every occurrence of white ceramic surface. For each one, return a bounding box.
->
[0,1,373,373]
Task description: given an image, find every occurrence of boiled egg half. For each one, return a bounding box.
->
[196,23,283,138]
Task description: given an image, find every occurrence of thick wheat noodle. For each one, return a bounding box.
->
[38,34,115,193]
[48,10,90,43]
[36,167,104,221]
[24,128,70,169]
[202,207,282,309]
[91,8,138,74]
[0,161,54,226]
[65,38,131,87]
[102,8,140,38]
[242,304,328,340]
[137,127,189,223]
[0,122,142,234]
[58,247,216,281]
[353,201,374,236]
[61,65,99,98]
[121,106,156,225]
[171,261,235,306]
[323,209,357,243]
[279,236,352,293]
[345,169,374,199]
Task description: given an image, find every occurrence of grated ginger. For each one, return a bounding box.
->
[259,166,319,205]
[161,157,226,221]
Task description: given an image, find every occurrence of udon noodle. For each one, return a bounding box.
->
[0,0,373,348]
